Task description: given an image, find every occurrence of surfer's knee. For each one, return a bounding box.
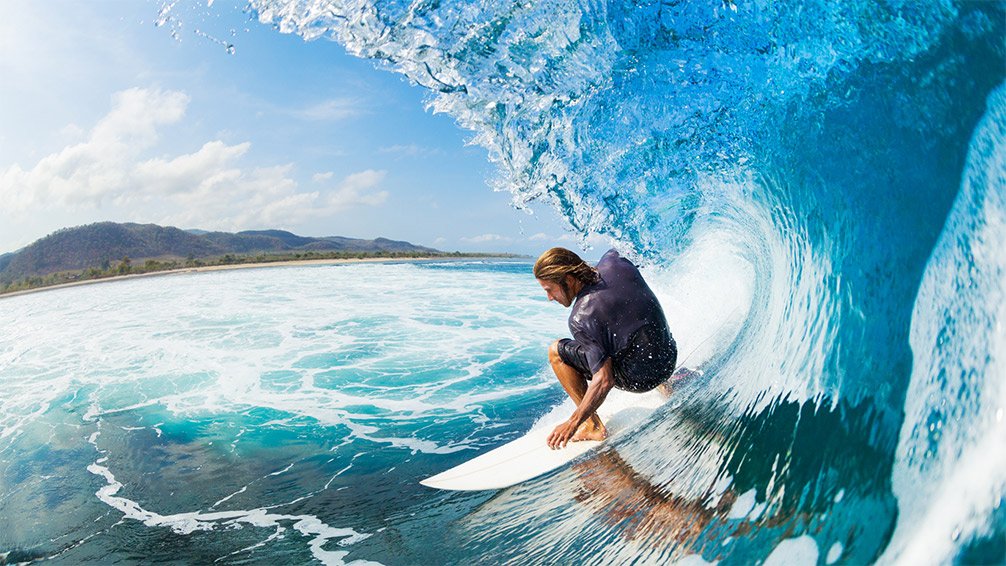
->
[548,340,563,366]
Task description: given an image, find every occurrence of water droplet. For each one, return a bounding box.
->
[951,527,961,541]
[997,408,1003,422]
[226,44,236,55]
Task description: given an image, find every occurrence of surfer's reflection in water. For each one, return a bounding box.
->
[562,393,897,563]
[534,247,678,449]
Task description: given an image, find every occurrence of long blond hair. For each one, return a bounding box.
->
[533,247,600,295]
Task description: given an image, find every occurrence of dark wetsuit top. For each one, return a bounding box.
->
[556,249,677,392]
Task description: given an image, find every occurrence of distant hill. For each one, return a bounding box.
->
[0,252,13,274]
[0,222,440,284]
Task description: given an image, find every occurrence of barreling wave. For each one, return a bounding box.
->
[243,0,1004,562]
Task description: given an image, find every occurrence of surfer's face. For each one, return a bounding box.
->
[538,277,573,307]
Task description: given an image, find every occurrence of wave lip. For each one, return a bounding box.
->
[249,0,959,258]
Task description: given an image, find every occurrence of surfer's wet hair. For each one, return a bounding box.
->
[533,247,600,293]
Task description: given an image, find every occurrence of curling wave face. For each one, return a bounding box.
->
[243,0,1006,562]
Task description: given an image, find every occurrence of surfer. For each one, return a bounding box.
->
[535,247,677,449]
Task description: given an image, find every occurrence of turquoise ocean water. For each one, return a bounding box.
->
[1,260,579,563]
[4,0,1006,563]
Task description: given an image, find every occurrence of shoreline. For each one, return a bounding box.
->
[0,255,521,300]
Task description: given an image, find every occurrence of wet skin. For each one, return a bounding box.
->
[538,275,614,449]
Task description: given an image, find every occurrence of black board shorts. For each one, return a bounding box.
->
[557,323,677,393]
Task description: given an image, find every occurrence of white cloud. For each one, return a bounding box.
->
[58,123,85,142]
[1,88,192,211]
[462,233,513,243]
[92,87,189,148]
[155,165,388,231]
[0,87,388,233]
[326,169,389,209]
[529,232,550,241]
[132,140,251,199]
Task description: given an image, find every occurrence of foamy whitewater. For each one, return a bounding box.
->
[1,261,576,563]
[3,0,1006,564]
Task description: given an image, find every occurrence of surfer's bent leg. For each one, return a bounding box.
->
[548,340,606,440]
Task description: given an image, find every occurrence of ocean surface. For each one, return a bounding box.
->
[4,0,1006,564]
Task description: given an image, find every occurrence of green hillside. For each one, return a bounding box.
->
[0,222,451,294]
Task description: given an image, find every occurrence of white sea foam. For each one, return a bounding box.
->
[763,535,819,566]
[0,260,563,563]
[270,461,297,476]
[86,429,378,565]
[826,541,843,564]
[728,489,757,519]
[0,261,563,452]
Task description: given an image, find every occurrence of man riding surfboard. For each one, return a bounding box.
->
[534,247,677,449]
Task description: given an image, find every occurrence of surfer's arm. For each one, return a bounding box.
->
[576,359,615,424]
[547,359,615,449]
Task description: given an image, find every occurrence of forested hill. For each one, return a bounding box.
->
[0,222,440,283]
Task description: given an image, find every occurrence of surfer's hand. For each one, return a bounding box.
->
[548,419,579,449]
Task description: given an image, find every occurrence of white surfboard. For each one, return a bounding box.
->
[420,390,666,491]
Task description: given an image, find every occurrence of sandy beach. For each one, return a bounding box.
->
[0,255,504,300]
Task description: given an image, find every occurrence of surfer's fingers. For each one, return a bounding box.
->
[548,423,570,449]
[551,421,576,449]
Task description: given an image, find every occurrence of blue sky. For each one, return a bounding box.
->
[0,1,609,257]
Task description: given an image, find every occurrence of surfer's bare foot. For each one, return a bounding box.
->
[572,421,607,442]
[656,381,673,398]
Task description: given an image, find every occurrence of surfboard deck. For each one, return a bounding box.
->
[420,390,666,491]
